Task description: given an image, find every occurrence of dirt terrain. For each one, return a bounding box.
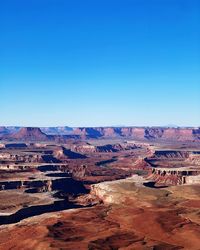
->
[0,128,200,249]
[0,177,200,250]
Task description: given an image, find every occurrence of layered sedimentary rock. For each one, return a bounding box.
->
[145,149,200,186]
[53,146,87,159]
[149,150,190,160]
[4,127,51,141]
[1,177,200,250]
[90,176,145,204]
[148,167,200,186]
[147,150,200,163]
[1,126,200,142]
[73,127,200,141]
[187,152,200,165]
[0,151,60,163]
[40,126,73,135]
[0,146,86,164]
[71,143,138,153]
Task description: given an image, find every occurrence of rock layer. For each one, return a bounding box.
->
[1,126,200,142]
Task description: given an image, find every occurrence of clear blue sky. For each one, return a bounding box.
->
[0,0,199,127]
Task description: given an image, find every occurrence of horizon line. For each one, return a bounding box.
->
[1,125,199,129]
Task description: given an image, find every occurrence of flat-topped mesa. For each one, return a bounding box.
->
[121,127,163,139]
[149,150,190,160]
[3,127,51,141]
[162,128,193,140]
[73,128,103,139]
[147,150,200,162]
[1,126,200,142]
[71,143,138,153]
[72,127,200,141]
[149,167,200,185]
[0,151,61,164]
[40,126,73,135]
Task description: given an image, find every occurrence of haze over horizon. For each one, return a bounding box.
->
[1,0,200,127]
[0,124,199,129]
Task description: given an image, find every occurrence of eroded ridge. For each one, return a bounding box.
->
[0,136,200,249]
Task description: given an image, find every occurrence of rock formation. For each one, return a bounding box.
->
[3,127,51,141]
[1,126,200,142]
[53,146,87,159]
[71,127,200,141]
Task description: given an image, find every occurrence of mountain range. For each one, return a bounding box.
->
[0,126,200,142]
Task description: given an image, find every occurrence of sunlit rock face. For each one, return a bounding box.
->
[1,126,200,142]
[2,127,50,141]
[71,127,200,141]
[53,146,87,159]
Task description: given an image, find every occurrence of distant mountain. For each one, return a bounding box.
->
[0,126,9,135]
[40,126,73,135]
[163,124,179,128]
[0,126,73,138]
[72,127,200,141]
[0,126,200,142]
[0,126,20,135]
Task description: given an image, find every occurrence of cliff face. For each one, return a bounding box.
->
[162,128,193,140]
[148,167,200,186]
[73,127,200,141]
[150,150,190,160]
[5,127,51,141]
[40,126,73,135]
[187,153,200,165]
[73,128,103,138]
[53,146,87,159]
[71,143,138,153]
[1,126,200,142]
[90,181,124,204]
[0,127,9,135]
[90,176,145,204]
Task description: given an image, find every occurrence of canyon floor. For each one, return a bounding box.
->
[0,177,200,250]
[0,137,200,250]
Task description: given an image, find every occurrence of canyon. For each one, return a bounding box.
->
[1,126,200,142]
[0,127,200,249]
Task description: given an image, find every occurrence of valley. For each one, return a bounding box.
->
[0,127,200,249]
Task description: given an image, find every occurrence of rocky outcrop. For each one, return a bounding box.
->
[185,175,200,184]
[148,167,200,185]
[53,146,87,159]
[40,126,73,135]
[0,143,5,148]
[0,146,86,165]
[0,152,60,163]
[187,152,200,165]
[0,152,41,162]
[1,126,200,142]
[0,179,53,192]
[162,128,192,140]
[71,143,138,153]
[73,127,105,138]
[72,127,200,141]
[3,127,51,141]
[149,150,190,160]
[90,176,145,204]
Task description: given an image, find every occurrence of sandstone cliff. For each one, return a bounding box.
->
[1,126,200,142]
